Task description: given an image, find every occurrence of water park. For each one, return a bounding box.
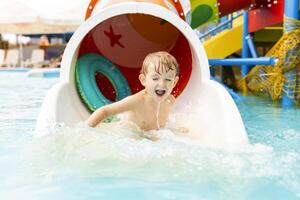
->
[0,0,300,199]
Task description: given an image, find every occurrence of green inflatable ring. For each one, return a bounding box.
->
[75,53,131,112]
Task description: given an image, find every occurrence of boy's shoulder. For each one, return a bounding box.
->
[133,89,146,98]
[125,90,145,102]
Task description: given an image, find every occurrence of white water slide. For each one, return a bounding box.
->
[36,0,249,147]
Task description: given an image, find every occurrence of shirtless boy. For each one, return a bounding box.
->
[86,51,179,132]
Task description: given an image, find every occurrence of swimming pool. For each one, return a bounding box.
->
[0,73,299,200]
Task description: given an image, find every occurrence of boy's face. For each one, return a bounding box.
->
[139,64,179,102]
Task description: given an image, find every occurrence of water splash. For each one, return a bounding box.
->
[0,120,298,199]
[156,102,161,130]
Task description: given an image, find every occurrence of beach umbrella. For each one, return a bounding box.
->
[0,0,88,66]
[0,0,88,34]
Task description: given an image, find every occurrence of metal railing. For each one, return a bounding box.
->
[199,12,243,40]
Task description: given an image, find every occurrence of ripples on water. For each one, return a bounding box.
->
[0,73,299,199]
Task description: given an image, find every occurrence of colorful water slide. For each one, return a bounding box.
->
[195,0,284,58]
[35,0,249,147]
[249,0,284,43]
[203,16,243,59]
[190,0,253,28]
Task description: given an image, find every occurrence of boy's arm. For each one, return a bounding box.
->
[86,94,138,127]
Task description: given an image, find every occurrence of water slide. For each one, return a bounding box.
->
[202,0,283,59]
[203,16,243,59]
[35,0,253,147]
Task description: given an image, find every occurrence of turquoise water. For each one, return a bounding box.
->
[0,73,299,200]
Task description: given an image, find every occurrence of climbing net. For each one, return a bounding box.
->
[237,17,300,104]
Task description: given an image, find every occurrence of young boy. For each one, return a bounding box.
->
[86,51,179,132]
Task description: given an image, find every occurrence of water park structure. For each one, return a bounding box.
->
[35,0,299,146]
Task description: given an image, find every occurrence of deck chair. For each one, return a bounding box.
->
[3,49,19,67]
[24,49,50,68]
[0,49,5,67]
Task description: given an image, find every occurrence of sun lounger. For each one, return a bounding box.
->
[24,49,50,68]
[2,49,19,67]
[0,49,5,66]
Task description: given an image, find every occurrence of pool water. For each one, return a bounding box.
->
[0,73,299,200]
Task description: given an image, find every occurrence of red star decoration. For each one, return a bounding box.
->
[104,25,125,48]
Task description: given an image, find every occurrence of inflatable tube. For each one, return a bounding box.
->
[76,53,131,112]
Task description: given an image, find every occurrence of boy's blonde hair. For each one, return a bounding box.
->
[141,51,178,75]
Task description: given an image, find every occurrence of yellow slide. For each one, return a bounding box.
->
[203,16,243,59]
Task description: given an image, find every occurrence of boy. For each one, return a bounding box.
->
[86,51,179,132]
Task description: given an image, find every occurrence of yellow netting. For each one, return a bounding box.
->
[237,17,300,103]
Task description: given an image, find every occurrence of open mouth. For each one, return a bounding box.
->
[155,89,166,97]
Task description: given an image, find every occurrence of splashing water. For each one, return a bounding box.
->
[9,121,300,199]
[21,123,271,183]
[156,102,161,130]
